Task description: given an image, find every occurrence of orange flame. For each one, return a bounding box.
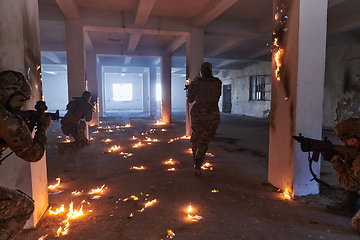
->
[274,38,283,81]
[283,188,292,199]
[130,166,145,170]
[49,204,65,215]
[88,185,106,195]
[48,178,61,190]
[167,229,175,239]
[156,121,166,125]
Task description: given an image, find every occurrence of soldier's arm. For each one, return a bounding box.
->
[5,115,47,162]
[187,81,197,103]
[332,155,360,192]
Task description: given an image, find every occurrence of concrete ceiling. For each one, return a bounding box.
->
[38,0,360,74]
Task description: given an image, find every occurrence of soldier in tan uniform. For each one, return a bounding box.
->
[58,91,93,152]
[187,62,222,176]
[0,70,51,240]
[324,117,360,233]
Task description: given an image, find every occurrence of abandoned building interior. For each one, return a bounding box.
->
[1,0,360,239]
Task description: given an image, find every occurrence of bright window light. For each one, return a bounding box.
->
[156,84,162,101]
[113,83,132,101]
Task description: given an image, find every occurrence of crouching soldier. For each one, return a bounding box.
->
[0,70,51,240]
[58,91,93,152]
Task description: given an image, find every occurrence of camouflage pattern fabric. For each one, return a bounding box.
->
[0,186,34,240]
[61,98,93,149]
[188,77,222,162]
[331,155,360,192]
[0,103,46,240]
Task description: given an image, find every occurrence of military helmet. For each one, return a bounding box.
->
[334,117,360,139]
[0,70,32,100]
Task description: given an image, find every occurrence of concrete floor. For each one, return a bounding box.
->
[19,111,359,239]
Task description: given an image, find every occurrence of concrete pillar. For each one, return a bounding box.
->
[161,53,171,123]
[185,28,204,136]
[268,0,328,196]
[66,20,86,100]
[97,62,104,117]
[0,0,48,228]
[143,72,150,113]
[86,49,99,126]
[149,65,157,117]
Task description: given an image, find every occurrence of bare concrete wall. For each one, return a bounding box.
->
[215,62,271,118]
[323,44,360,128]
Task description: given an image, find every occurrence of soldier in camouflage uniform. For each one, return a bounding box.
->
[187,62,222,176]
[0,70,51,240]
[324,117,360,233]
[58,91,93,152]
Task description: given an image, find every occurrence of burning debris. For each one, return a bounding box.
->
[103,138,111,142]
[48,178,63,194]
[168,136,190,143]
[130,166,145,170]
[156,121,166,125]
[278,188,292,200]
[166,168,176,171]
[71,190,83,195]
[108,145,121,152]
[88,184,107,195]
[167,229,175,239]
[201,162,213,171]
[186,204,203,222]
[211,189,219,193]
[119,152,133,158]
[133,141,142,148]
[205,152,214,157]
[38,234,48,239]
[163,158,177,165]
[138,199,157,212]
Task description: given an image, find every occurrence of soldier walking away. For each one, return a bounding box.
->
[187,62,222,176]
[0,70,51,240]
[58,91,93,152]
[324,117,360,233]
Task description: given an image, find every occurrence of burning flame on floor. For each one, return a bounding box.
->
[201,162,213,170]
[156,121,166,125]
[145,137,158,142]
[166,168,176,171]
[103,138,111,142]
[168,136,190,143]
[186,204,203,222]
[164,158,176,165]
[132,136,137,140]
[92,130,99,133]
[38,234,48,239]
[130,166,145,170]
[48,178,61,190]
[167,229,175,239]
[120,152,133,158]
[49,204,65,215]
[282,188,292,200]
[108,145,121,152]
[71,190,83,195]
[180,135,190,139]
[205,152,214,157]
[212,189,219,193]
[88,185,107,195]
[133,141,142,148]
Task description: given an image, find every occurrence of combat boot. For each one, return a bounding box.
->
[193,157,203,176]
[325,190,360,218]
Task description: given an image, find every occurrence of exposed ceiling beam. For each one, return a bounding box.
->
[164,36,187,53]
[207,38,248,57]
[128,32,142,53]
[205,20,267,39]
[85,32,94,51]
[82,10,190,36]
[55,0,80,20]
[134,0,156,26]
[95,44,163,57]
[192,0,238,28]
[328,10,360,35]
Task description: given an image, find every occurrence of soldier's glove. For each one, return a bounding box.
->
[38,112,51,129]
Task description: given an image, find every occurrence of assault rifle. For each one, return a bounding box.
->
[0,101,61,164]
[292,133,359,189]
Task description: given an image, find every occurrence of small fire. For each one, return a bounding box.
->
[180,135,190,139]
[145,137,158,142]
[205,152,214,157]
[49,204,65,215]
[38,234,48,239]
[48,178,61,190]
[92,130,99,133]
[187,204,193,213]
[133,141,142,148]
[283,188,292,200]
[273,38,283,81]
[161,129,166,132]
[167,168,176,171]
[201,162,213,170]
[187,214,203,222]
[167,229,175,239]
[156,121,166,125]
[108,145,121,152]
[130,166,145,170]
[103,138,111,142]
[144,199,157,208]
[88,185,106,195]
[66,201,84,220]
[120,152,133,158]
[57,136,62,139]
[132,136,137,140]
[98,126,103,129]
[130,195,139,201]
[212,189,219,193]
[164,158,176,165]
[106,129,113,132]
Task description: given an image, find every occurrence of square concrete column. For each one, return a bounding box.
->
[161,53,171,123]
[97,63,104,117]
[86,49,99,126]
[149,65,157,117]
[268,0,328,196]
[143,72,150,113]
[185,28,204,136]
[66,20,86,100]
[0,0,48,228]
